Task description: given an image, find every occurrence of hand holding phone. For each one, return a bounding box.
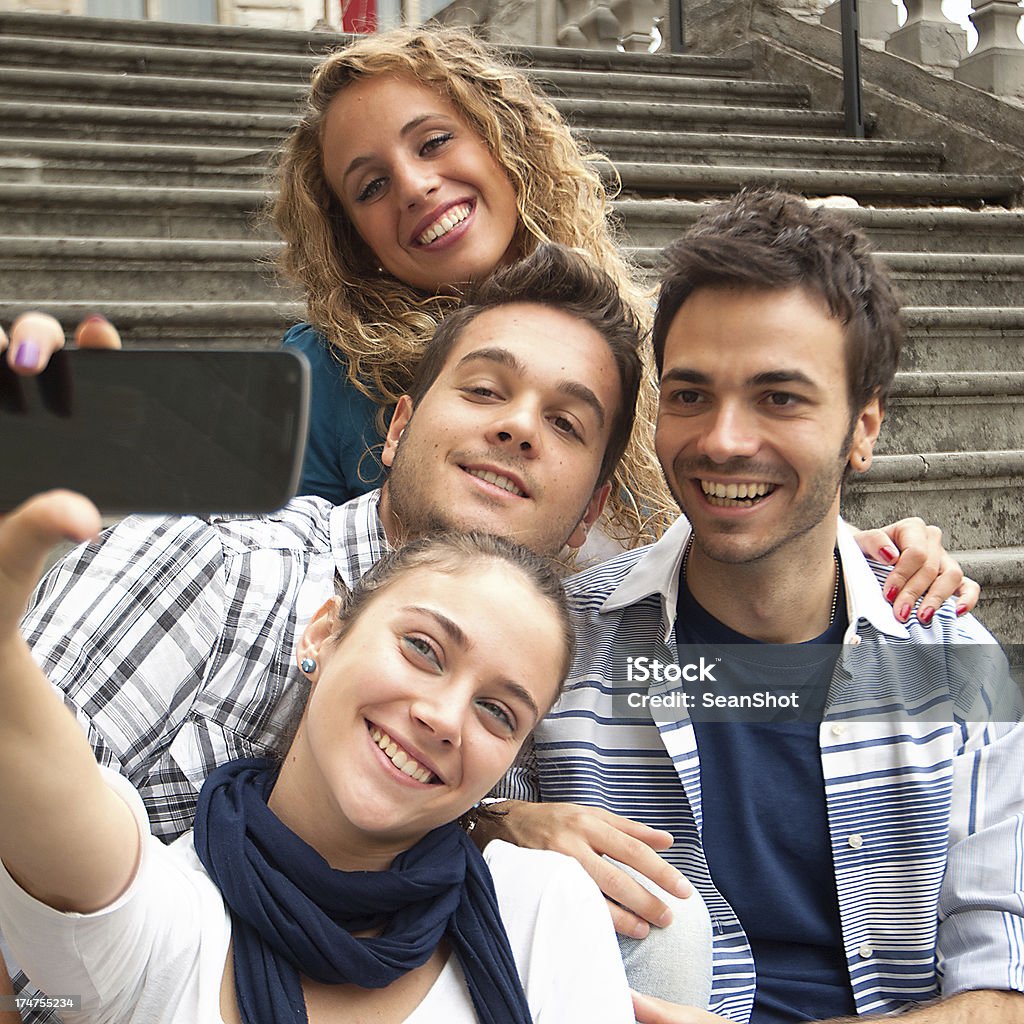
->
[0,349,310,515]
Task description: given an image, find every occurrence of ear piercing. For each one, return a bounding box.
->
[300,657,317,674]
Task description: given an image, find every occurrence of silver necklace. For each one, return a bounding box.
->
[681,541,842,627]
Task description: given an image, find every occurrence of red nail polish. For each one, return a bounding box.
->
[885,585,900,603]
[956,603,969,617]
[880,547,899,564]
[896,604,911,622]
[919,607,934,625]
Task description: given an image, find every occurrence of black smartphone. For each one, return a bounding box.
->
[0,348,310,515]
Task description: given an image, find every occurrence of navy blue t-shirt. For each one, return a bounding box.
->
[282,323,389,505]
[676,566,858,1023]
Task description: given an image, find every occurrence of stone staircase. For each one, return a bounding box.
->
[0,10,1020,644]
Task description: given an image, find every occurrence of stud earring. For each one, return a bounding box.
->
[300,657,317,674]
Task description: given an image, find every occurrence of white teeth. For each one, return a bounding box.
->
[417,203,471,245]
[466,468,525,497]
[368,725,437,784]
[699,480,774,507]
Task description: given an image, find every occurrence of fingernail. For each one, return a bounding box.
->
[82,314,110,325]
[919,606,934,625]
[956,603,969,617]
[13,340,39,369]
[674,879,691,899]
[631,921,650,940]
[656,907,673,928]
[896,603,911,623]
[880,546,899,564]
[884,585,900,603]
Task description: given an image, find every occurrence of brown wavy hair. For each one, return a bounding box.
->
[271,26,672,547]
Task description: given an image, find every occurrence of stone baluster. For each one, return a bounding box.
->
[885,0,969,70]
[955,0,1024,97]
[579,0,623,48]
[820,0,900,48]
[610,0,661,50]
[558,0,593,46]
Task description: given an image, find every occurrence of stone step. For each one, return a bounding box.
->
[585,129,944,171]
[9,232,1024,310]
[552,96,851,135]
[0,183,269,240]
[618,165,1022,205]
[0,138,270,190]
[0,63,809,117]
[632,245,1024,304]
[0,236,294,303]
[879,373,1024,455]
[0,100,295,147]
[0,300,298,348]
[0,11,753,77]
[616,199,1024,253]
[901,308,1024,372]
[954,547,1024,647]
[534,68,809,106]
[882,252,1024,306]
[843,450,1023,551]
[0,34,789,103]
[0,132,945,191]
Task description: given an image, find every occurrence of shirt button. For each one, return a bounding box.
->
[831,724,846,737]
[859,944,873,959]
[848,834,864,849]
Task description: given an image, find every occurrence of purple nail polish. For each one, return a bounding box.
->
[13,340,39,369]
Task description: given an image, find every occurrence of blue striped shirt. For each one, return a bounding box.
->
[497,517,1024,1021]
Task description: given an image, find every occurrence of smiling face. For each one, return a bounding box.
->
[320,74,521,293]
[272,564,565,869]
[378,302,619,555]
[655,284,881,567]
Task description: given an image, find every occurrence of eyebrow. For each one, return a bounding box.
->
[456,347,607,429]
[342,114,445,184]
[660,367,818,390]
[406,604,543,724]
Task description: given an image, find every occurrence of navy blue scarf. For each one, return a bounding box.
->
[194,758,533,1024]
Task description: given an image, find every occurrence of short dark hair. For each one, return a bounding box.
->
[407,243,643,488]
[651,188,904,414]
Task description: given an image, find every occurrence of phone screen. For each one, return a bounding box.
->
[1,349,310,514]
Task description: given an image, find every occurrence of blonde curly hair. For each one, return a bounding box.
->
[272,26,672,546]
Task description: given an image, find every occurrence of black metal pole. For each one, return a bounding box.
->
[668,0,685,53]
[840,0,865,138]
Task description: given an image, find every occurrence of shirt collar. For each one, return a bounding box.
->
[602,515,693,642]
[602,515,910,643]
[328,488,391,591]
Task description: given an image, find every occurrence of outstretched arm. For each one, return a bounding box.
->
[0,491,139,913]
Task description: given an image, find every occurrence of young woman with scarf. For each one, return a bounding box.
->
[0,491,635,1023]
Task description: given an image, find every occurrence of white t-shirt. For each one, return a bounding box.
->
[0,770,633,1023]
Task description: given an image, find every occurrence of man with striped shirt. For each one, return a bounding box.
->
[491,190,1024,1023]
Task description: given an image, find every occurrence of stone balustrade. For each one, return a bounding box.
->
[439,0,1023,99]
